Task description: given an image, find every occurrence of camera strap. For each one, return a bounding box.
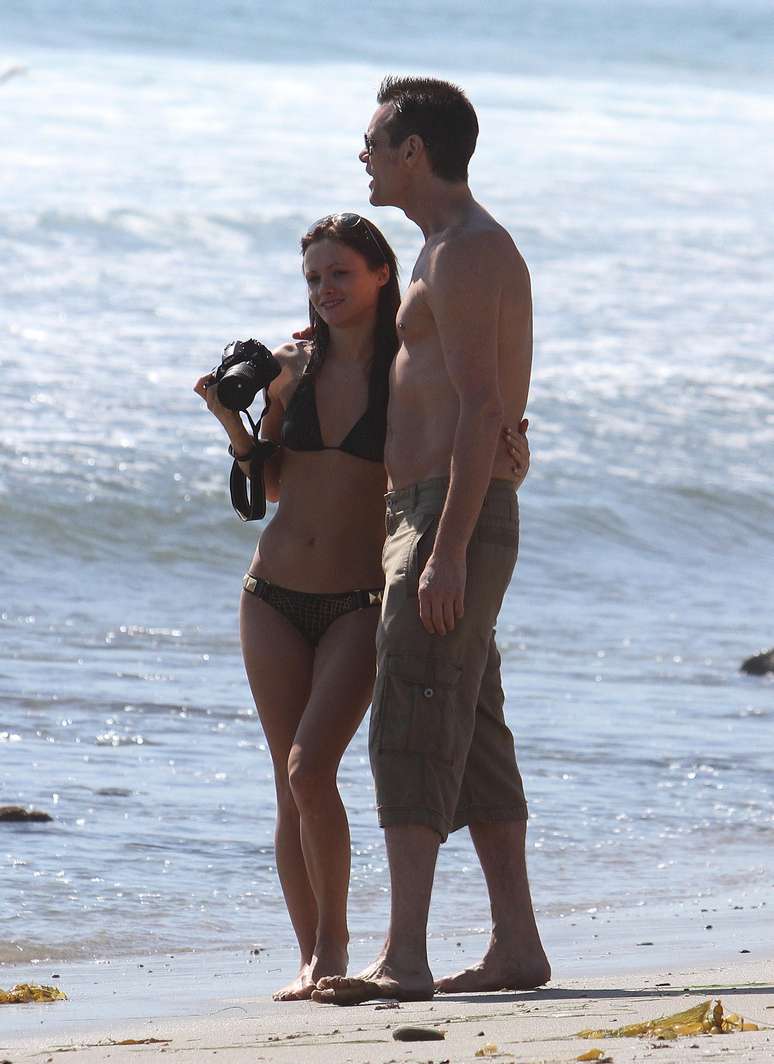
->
[229,391,278,521]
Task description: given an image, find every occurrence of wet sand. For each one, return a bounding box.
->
[2,922,773,1063]
[1,956,772,1063]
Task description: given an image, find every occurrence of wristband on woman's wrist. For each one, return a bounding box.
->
[228,442,258,463]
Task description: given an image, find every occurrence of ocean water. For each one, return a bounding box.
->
[1,2,773,967]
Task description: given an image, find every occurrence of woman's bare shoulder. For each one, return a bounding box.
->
[272,340,312,369]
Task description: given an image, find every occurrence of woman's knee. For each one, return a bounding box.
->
[274,769,299,818]
[287,748,337,810]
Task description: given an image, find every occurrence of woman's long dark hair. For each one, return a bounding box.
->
[300,215,400,404]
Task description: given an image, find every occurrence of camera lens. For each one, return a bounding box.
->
[217,362,260,411]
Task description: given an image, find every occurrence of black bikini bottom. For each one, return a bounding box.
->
[242,574,383,647]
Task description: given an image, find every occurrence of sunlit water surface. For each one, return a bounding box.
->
[1,1,772,964]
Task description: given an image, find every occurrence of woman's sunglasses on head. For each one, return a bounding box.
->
[306,213,387,264]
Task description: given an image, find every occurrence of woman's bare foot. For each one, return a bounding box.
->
[434,940,551,994]
[273,945,349,1002]
[311,956,434,1005]
[273,963,315,1002]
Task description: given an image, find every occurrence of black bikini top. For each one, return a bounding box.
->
[281,358,387,463]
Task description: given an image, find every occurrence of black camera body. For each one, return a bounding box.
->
[213,339,281,411]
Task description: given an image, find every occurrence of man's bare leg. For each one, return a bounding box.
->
[435,818,550,992]
[312,824,439,1004]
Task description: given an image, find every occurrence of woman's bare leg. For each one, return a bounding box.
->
[285,606,379,998]
[239,590,316,996]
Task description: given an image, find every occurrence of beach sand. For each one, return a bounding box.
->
[1,958,771,1063]
[2,925,772,1063]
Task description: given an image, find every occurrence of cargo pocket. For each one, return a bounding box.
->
[474,517,519,550]
[374,653,462,765]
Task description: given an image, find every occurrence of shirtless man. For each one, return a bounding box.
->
[312,77,550,1004]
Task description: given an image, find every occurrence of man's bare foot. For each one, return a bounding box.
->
[311,957,434,1005]
[274,946,349,1002]
[434,941,551,994]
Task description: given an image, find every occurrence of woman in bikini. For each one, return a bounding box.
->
[194,214,528,1000]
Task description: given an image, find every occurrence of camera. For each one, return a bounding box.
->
[212,339,281,411]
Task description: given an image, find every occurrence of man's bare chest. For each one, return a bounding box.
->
[396,278,435,344]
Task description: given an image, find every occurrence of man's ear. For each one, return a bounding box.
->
[402,133,426,168]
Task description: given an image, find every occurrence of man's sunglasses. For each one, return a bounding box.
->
[306,212,387,264]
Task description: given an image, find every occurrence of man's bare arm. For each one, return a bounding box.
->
[419,233,506,635]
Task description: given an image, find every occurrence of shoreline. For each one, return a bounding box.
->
[2,899,773,1052]
[3,885,771,988]
[1,950,772,1063]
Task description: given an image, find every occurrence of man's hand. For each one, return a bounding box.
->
[418,551,466,636]
[291,325,314,341]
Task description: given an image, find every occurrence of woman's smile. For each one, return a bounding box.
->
[303,237,388,326]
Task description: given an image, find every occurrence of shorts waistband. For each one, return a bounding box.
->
[385,477,516,517]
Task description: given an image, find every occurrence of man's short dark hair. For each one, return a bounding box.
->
[376,75,478,183]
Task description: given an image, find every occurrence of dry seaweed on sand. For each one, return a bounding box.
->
[99,1038,172,1046]
[577,998,759,1040]
[0,982,68,1004]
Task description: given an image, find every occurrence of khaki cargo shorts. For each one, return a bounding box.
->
[369,477,528,842]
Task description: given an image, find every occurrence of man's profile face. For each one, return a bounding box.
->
[359,104,398,207]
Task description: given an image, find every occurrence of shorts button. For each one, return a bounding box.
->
[423,687,434,699]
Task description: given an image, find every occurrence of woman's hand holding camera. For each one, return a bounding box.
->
[193,373,254,456]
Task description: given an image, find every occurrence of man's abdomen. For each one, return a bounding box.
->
[384,389,459,489]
